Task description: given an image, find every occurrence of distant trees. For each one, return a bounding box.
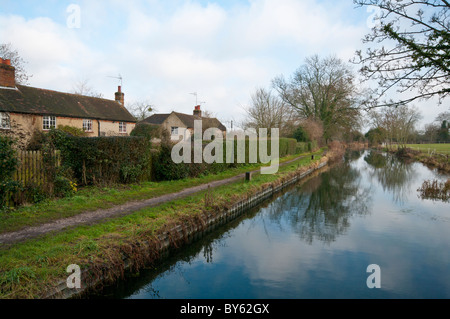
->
[242,87,298,137]
[0,43,32,85]
[368,104,422,148]
[72,78,104,98]
[273,55,363,142]
[353,0,450,108]
[127,100,155,122]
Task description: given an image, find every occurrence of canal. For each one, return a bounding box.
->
[93,150,450,299]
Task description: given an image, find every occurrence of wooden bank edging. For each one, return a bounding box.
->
[46,159,328,299]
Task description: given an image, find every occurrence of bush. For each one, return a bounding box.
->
[130,123,161,141]
[58,136,152,185]
[0,135,21,208]
[293,126,310,142]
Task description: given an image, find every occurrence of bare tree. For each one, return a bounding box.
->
[242,87,298,137]
[353,0,450,108]
[273,54,363,142]
[127,100,155,121]
[369,104,422,148]
[0,43,32,85]
[72,78,104,98]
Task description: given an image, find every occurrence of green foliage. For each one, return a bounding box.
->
[279,138,297,157]
[130,123,161,141]
[293,126,310,142]
[152,143,189,181]
[365,127,386,146]
[57,125,87,137]
[58,136,152,185]
[0,135,21,208]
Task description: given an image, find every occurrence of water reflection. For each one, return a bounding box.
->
[364,151,416,203]
[265,159,372,245]
[88,150,450,299]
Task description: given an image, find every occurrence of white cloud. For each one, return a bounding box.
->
[0,0,372,126]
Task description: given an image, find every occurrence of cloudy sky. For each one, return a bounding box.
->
[0,0,446,130]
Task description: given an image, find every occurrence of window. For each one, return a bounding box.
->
[0,112,10,130]
[119,122,127,134]
[43,116,56,130]
[171,127,179,135]
[83,119,93,132]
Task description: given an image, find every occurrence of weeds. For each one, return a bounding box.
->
[417,179,450,202]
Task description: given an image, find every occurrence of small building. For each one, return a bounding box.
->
[0,57,136,147]
[140,105,227,141]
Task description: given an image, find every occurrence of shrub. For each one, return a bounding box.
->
[0,135,21,208]
[59,136,152,185]
[293,126,310,142]
[130,123,161,141]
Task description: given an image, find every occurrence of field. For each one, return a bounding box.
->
[406,144,450,155]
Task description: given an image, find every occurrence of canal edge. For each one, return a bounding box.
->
[45,159,329,299]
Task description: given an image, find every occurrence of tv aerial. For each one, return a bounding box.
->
[107,74,123,87]
[189,92,206,106]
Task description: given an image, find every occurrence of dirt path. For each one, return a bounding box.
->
[0,155,309,246]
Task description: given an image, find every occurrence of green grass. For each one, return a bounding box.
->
[405,144,450,155]
[0,151,320,234]
[0,151,325,299]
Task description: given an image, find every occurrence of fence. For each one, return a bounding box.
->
[12,150,61,186]
[4,150,61,207]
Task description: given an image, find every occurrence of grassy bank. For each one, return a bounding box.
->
[0,152,313,234]
[0,149,327,299]
[405,144,450,156]
[386,144,450,173]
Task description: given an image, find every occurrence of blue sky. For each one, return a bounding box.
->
[1,0,444,129]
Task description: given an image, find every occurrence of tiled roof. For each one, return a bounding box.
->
[0,85,137,122]
[140,111,227,132]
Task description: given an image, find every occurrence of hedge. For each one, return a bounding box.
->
[59,136,152,185]
[152,137,300,181]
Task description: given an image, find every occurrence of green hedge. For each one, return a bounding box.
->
[59,136,152,185]
[152,137,300,181]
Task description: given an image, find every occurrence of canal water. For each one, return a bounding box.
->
[97,150,450,299]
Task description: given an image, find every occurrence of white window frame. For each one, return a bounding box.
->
[119,122,127,134]
[43,116,56,131]
[0,112,11,130]
[171,126,179,136]
[83,119,93,132]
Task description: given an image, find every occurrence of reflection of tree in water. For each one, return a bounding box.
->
[364,151,416,203]
[264,159,372,245]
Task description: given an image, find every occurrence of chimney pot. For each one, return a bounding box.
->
[115,86,125,105]
[0,56,15,88]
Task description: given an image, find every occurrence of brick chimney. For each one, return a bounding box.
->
[193,105,202,117]
[115,86,124,105]
[0,57,16,88]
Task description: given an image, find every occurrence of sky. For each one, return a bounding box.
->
[0,0,447,131]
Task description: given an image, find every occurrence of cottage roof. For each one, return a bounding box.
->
[0,85,136,123]
[141,111,227,132]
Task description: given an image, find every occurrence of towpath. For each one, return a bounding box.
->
[0,155,311,245]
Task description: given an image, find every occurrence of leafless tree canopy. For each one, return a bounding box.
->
[242,87,298,137]
[0,43,32,85]
[127,100,155,121]
[72,78,104,99]
[353,0,450,108]
[368,104,422,147]
[273,55,363,141]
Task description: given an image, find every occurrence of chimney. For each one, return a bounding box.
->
[193,105,202,117]
[0,57,16,88]
[115,86,125,105]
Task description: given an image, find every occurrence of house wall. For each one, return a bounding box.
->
[0,112,136,148]
[99,120,135,137]
[162,113,190,141]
